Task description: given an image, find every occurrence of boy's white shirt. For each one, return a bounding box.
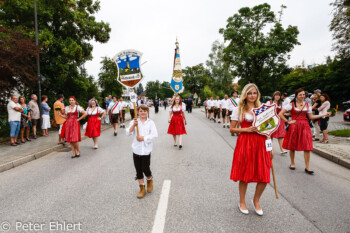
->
[126,118,158,155]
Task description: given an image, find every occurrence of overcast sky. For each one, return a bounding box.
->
[85,0,335,86]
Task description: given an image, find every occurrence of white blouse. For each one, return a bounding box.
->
[230,107,254,122]
[65,105,84,113]
[283,103,312,113]
[169,105,185,112]
[86,106,104,115]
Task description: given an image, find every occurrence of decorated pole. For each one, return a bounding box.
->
[252,104,280,199]
[170,37,184,94]
[113,49,145,137]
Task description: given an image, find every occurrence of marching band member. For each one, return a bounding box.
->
[167,95,187,149]
[119,97,128,128]
[266,91,287,154]
[279,88,331,174]
[213,96,221,123]
[85,99,105,149]
[107,96,122,136]
[230,84,272,216]
[228,91,240,134]
[59,96,87,158]
[220,95,230,128]
[129,101,135,120]
[207,96,215,121]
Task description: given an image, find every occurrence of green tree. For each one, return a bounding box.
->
[330,0,350,58]
[0,0,111,104]
[98,57,123,98]
[0,27,39,110]
[219,3,299,95]
[182,63,211,94]
[160,81,174,98]
[206,40,235,96]
[145,80,162,100]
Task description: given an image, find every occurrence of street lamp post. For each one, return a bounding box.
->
[34,0,41,103]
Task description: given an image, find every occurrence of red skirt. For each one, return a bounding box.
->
[167,113,187,135]
[283,119,313,151]
[60,118,81,143]
[271,120,286,138]
[85,116,101,138]
[230,132,271,183]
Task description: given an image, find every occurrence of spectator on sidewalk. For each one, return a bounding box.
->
[312,92,322,141]
[19,96,31,143]
[28,94,40,139]
[41,95,51,136]
[7,95,23,146]
[318,94,331,144]
[54,94,66,145]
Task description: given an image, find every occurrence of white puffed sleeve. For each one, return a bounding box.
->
[98,107,105,114]
[230,107,239,121]
[307,106,312,114]
[77,105,84,112]
[283,104,292,112]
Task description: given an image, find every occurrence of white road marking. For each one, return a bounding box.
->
[151,180,171,233]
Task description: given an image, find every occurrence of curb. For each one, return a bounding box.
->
[312,147,350,169]
[0,125,113,173]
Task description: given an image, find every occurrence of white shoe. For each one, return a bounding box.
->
[251,200,263,216]
[93,146,98,149]
[238,203,249,215]
[280,151,287,154]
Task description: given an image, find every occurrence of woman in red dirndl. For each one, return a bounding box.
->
[230,83,272,216]
[167,95,187,149]
[266,91,286,154]
[85,99,105,149]
[59,96,87,158]
[279,89,331,174]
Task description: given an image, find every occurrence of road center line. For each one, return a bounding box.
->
[151,180,171,233]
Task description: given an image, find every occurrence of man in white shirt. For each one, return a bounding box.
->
[207,96,214,121]
[126,105,158,199]
[107,96,122,136]
[220,94,230,128]
[213,96,221,123]
[7,95,24,146]
[119,97,128,128]
[227,91,240,128]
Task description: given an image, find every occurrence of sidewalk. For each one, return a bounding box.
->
[0,124,112,173]
[313,135,350,169]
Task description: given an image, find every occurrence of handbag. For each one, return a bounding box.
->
[83,122,87,130]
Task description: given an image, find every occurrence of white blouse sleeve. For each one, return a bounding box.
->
[308,106,312,114]
[77,105,84,113]
[182,106,185,112]
[283,104,292,112]
[230,107,239,121]
[169,107,173,112]
[65,106,69,112]
[98,107,105,114]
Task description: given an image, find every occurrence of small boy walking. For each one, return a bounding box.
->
[126,105,158,199]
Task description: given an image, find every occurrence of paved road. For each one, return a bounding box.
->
[0,108,349,233]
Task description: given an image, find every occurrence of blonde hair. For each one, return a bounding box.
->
[238,83,261,121]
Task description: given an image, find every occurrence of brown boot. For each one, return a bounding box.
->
[137,185,146,199]
[147,179,153,193]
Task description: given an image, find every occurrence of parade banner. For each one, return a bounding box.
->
[113,49,144,88]
[170,38,184,94]
[252,104,280,137]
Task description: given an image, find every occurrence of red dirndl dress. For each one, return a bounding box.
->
[167,106,187,135]
[271,106,286,138]
[60,108,81,142]
[282,103,313,151]
[230,118,271,183]
[85,111,101,138]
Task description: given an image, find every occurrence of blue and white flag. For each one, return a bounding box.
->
[170,38,184,94]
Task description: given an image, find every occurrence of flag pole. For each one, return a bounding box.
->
[270,147,278,199]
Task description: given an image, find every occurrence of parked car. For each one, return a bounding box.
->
[344,109,350,122]
[342,100,350,111]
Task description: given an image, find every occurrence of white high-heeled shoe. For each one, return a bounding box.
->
[251,200,263,216]
[238,203,249,215]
